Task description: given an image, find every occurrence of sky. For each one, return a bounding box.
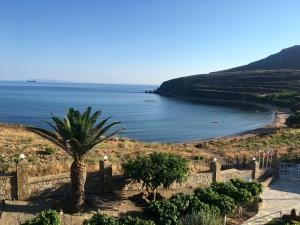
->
[1,1,300,85]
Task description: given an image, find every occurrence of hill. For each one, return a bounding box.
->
[226,45,300,72]
[157,46,300,107]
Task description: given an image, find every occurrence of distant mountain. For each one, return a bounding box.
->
[226,45,300,72]
[157,45,300,106]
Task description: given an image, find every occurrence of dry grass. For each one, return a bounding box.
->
[1,124,299,176]
[0,125,213,175]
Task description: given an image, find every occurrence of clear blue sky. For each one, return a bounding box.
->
[1,1,300,84]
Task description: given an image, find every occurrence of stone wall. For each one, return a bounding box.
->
[123,172,213,191]
[0,173,16,200]
[27,172,103,199]
[220,169,253,182]
[28,173,71,199]
[0,159,276,200]
[122,168,255,192]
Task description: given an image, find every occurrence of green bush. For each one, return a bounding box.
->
[230,179,263,197]
[169,193,216,215]
[193,156,204,161]
[123,153,189,200]
[264,90,300,108]
[21,209,61,225]
[169,193,195,214]
[179,210,222,225]
[44,147,56,155]
[194,188,236,215]
[119,216,155,225]
[83,214,155,225]
[291,103,300,112]
[266,218,300,225]
[211,182,253,206]
[146,199,179,225]
[286,112,300,128]
[146,193,219,225]
[83,214,118,225]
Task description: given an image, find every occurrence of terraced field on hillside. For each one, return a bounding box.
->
[157,69,300,103]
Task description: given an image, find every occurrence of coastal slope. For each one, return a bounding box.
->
[157,46,300,103]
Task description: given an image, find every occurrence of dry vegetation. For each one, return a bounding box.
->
[1,124,299,176]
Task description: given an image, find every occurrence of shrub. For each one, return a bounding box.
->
[83,214,118,225]
[123,153,189,200]
[169,193,195,214]
[230,179,263,197]
[146,200,179,225]
[83,214,155,225]
[119,216,155,225]
[44,147,56,155]
[266,218,300,225]
[179,210,222,225]
[194,188,236,215]
[169,193,216,215]
[193,156,204,161]
[291,103,300,112]
[146,193,219,225]
[21,209,61,225]
[286,112,300,128]
[211,182,253,206]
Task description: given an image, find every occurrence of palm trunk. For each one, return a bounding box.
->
[70,160,86,213]
[153,189,157,201]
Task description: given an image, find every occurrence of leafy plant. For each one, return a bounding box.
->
[27,107,123,212]
[169,193,214,215]
[286,112,300,128]
[83,214,118,225]
[266,218,300,225]
[211,181,253,217]
[123,152,189,200]
[146,193,218,225]
[146,199,179,225]
[179,210,222,225]
[194,188,236,216]
[230,179,263,197]
[83,214,155,225]
[21,209,61,225]
[213,182,253,203]
[119,216,155,225]
[193,156,204,161]
[44,147,56,155]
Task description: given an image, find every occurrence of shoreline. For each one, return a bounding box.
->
[184,101,290,144]
[155,93,291,143]
[0,99,291,145]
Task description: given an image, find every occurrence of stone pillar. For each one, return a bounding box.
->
[271,152,280,177]
[250,159,260,180]
[16,160,29,200]
[210,160,221,183]
[99,160,113,193]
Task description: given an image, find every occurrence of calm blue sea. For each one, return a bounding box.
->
[0,81,274,143]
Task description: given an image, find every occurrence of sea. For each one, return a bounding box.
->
[0,81,274,143]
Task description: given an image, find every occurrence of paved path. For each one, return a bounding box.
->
[243,178,300,225]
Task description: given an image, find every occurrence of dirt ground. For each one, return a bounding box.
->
[0,188,255,225]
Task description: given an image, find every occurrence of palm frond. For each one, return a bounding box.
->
[26,126,66,150]
[28,107,123,160]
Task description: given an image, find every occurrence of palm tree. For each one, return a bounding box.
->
[27,107,123,212]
